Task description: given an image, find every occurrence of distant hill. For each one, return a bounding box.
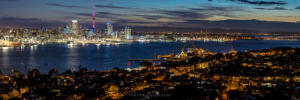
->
[131,26,257,33]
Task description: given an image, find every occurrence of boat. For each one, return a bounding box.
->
[10,42,20,47]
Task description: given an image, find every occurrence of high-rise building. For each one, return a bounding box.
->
[115,31,118,38]
[64,26,72,35]
[71,20,80,35]
[125,26,132,40]
[106,22,113,35]
[88,29,94,37]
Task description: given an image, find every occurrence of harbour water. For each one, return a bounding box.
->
[0,40,300,74]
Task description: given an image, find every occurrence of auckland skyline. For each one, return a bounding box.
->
[0,0,300,32]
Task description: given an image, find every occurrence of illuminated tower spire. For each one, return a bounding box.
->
[92,5,96,29]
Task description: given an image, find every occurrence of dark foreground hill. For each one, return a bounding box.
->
[0,47,300,100]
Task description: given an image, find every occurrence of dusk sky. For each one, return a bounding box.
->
[1,0,300,32]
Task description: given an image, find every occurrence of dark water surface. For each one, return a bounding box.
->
[0,40,300,74]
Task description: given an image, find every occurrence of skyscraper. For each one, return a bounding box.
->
[125,26,132,40]
[64,26,72,35]
[88,29,94,37]
[106,22,113,35]
[71,20,80,35]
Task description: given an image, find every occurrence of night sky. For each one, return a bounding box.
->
[0,0,300,32]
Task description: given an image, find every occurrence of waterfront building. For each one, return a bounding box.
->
[71,20,80,35]
[64,26,72,35]
[114,31,119,38]
[4,35,9,40]
[106,22,114,36]
[125,26,132,40]
[88,28,94,37]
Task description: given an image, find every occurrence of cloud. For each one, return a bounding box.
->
[1,16,300,32]
[180,19,300,32]
[75,13,91,17]
[95,5,135,9]
[46,3,87,9]
[126,19,300,32]
[151,6,246,20]
[76,5,247,24]
[0,16,64,28]
[0,17,41,22]
[97,12,123,16]
[189,6,245,12]
[255,7,288,10]
[0,0,20,2]
[75,12,123,19]
[118,19,300,32]
[277,16,293,18]
[189,6,246,18]
[157,10,212,19]
[134,15,171,20]
[208,0,287,5]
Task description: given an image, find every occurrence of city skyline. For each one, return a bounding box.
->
[0,0,300,32]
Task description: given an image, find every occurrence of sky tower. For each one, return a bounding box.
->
[92,5,95,29]
[88,4,95,37]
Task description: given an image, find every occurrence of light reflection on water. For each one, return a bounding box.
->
[1,47,11,72]
[0,40,299,74]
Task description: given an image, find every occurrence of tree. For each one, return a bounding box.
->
[28,69,40,78]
